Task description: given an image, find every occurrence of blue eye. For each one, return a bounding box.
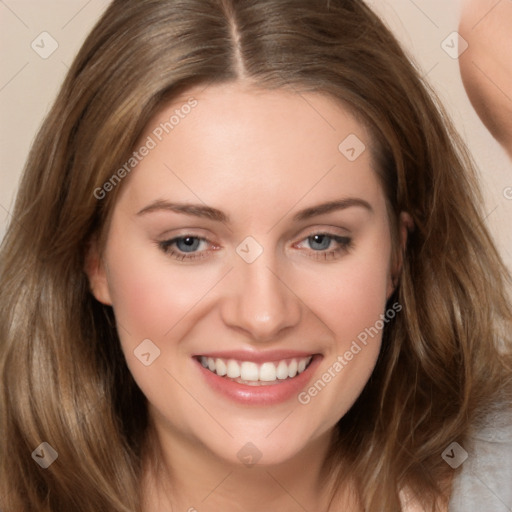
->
[307,234,332,251]
[158,236,211,261]
[174,236,201,253]
[297,233,353,260]
[158,232,352,262]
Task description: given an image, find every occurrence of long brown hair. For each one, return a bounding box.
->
[1,0,511,510]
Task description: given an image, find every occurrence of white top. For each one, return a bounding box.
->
[448,408,512,511]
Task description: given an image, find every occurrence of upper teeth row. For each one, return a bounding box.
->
[199,356,313,382]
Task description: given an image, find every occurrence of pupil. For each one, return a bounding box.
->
[311,234,330,250]
[177,237,199,252]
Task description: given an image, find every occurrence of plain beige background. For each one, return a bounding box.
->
[1,0,511,272]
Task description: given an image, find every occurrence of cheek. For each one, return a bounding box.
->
[292,237,393,423]
[318,262,389,364]
[104,235,218,346]
[102,238,228,414]
[299,237,392,348]
[334,261,390,338]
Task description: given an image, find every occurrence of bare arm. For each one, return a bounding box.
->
[458,0,512,157]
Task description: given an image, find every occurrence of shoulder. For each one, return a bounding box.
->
[448,408,512,512]
[400,408,512,511]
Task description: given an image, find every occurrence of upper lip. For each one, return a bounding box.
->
[194,350,318,364]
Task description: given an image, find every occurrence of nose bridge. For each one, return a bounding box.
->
[221,247,301,341]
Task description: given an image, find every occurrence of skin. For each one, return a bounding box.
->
[459,0,512,157]
[86,82,412,511]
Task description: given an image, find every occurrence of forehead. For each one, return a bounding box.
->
[115,82,386,221]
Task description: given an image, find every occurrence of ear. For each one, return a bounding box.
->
[387,211,414,299]
[84,238,113,306]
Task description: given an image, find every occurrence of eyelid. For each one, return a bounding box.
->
[291,224,352,247]
[156,226,214,239]
[298,224,351,237]
[295,232,352,245]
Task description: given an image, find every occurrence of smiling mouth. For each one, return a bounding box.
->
[197,355,314,386]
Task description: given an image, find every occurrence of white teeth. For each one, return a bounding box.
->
[199,355,313,382]
[240,362,259,381]
[276,360,289,380]
[288,359,298,378]
[260,362,277,381]
[226,359,241,378]
[215,358,227,376]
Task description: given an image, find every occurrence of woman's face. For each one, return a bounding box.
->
[88,82,405,467]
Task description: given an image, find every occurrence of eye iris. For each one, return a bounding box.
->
[176,237,200,253]
[309,234,330,250]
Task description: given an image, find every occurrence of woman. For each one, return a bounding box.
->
[1,0,511,510]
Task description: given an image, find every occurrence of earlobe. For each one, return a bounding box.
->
[387,211,414,298]
[84,239,113,306]
[398,211,414,254]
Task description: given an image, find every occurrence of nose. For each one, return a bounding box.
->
[220,254,302,342]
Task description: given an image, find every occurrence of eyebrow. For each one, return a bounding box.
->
[137,200,229,222]
[136,198,373,223]
[292,198,373,221]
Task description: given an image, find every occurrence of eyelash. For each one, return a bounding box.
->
[158,232,353,262]
[294,233,353,260]
[158,236,214,262]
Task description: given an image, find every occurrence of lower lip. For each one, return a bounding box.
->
[194,355,323,405]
